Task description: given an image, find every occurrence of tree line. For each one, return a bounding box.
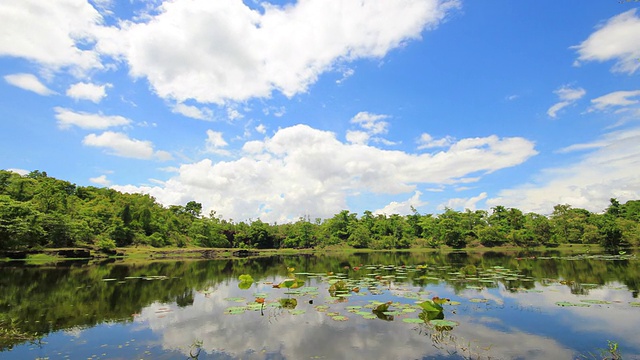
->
[1,169,639,251]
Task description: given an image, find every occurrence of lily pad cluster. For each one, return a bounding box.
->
[221,264,468,330]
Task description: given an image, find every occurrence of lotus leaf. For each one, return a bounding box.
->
[429,319,458,327]
[403,318,425,324]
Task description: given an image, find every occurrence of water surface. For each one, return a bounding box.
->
[1,251,639,359]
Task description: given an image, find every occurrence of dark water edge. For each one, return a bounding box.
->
[1,250,639,359]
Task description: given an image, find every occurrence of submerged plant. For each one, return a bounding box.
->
[579,340,623,360]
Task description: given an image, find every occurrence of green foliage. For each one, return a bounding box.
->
[1,169,640,251]
[96,236,116,251]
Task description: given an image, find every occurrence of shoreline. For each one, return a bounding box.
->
[0,243,621,265]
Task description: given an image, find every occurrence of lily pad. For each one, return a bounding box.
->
[224,306,246,315]
[224,297,246,303]
[429,320,458,327]
[556,301,590,307]
[403,318,425,324]
[580,300,611,305]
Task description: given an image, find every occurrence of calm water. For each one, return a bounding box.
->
[1,251,639,360]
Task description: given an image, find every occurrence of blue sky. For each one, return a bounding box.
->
[1,0,639,222]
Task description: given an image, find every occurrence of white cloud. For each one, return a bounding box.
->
[556,141,607,154]
[6,168,29,176]
[89,174,111,186]
[255,124,267,134]
[589,90,640,112]
[374,191,426,216]
[573,9,640,74]
[171,103,213,121]
[114,124,535,222]
[4,73,55,95]
[226,107,243,121]
[0,0,104,73]
[66,82,111,103]
[348,111,394,145]
[547,85,586,118]
[83,131,171,160]
[158,166,179,173]
[346,130,371,145]
[440,191,487,211]
[262,106,286,117]
[350,112,389,134]
[155,150,174,161]
[96,0,461,104]
[205,130,230,155]
[336,68,355,84]
[417,133,454,149]
[487,126,640,214]
[54,107,131,129]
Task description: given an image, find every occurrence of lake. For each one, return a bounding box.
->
[1,251,639,359]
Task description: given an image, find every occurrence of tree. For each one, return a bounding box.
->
[439,218,465,249]
[347,223,371,248]
[600,215,623,250]
[606,198,621,217]
[248,219,273,249]
[0,195,44,249]
[478,226,507,247]
[324,210,355,245]
[184,201,202,218]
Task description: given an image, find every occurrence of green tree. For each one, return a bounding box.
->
[184,201,202,218]
[600,215,623,250]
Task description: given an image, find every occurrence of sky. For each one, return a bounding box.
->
[1,0,640,223]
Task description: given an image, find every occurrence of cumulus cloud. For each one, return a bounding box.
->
[573,9,640,74]
[54,107,131,129]
[3,73,55,95]
[66,82,111,103]
[0,0,104,73]
[113,124,536,222]
[83,131,172,160]
[346,130,371,145]
[487,126,640,214]
[205,130,230,155]
[440,191,488,211]
[417,133,454,149]
[347,112,393,145]
[171,103,213,121]
[89,174,111,186]
[547,85,586,118]
[255,124,267,134]
[351,112,389,134]
[96,0,461,104]
[374,191,426,216]
[6,168,29,176]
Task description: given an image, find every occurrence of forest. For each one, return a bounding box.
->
[1,169,639,252]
